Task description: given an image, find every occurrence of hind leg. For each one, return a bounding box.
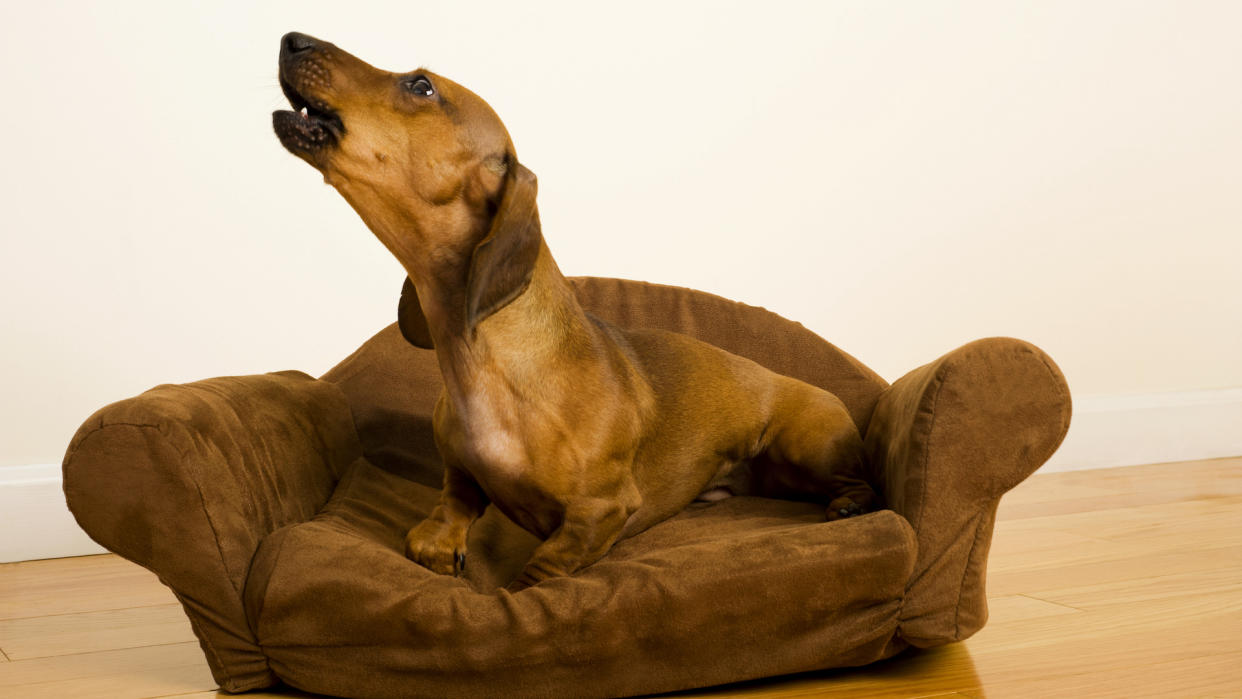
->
[757,385,879,521]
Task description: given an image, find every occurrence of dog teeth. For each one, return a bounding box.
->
[300,106,309,120]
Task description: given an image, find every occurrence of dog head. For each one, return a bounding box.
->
[273,32,541,342]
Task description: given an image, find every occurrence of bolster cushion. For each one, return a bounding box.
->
[244,458,918,699]
[864,337,1071,646]
[62,371,361,692]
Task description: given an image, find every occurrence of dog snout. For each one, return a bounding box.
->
[281,31,320,58]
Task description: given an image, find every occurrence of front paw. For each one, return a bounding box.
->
[404,521,467,576]
[826,494,872,521]
[504,557,561,592]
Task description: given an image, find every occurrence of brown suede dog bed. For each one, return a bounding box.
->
[63,277,1071,698]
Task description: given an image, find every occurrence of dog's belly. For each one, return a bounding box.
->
[692,455,754,502]
[695,486,733,503]
[615,451,753,538]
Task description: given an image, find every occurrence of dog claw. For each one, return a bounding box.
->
[827,496,868,521]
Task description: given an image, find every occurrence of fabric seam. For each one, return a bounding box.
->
[948,346,993,640]
[916,358,950,536]
[246,525,294,645]
[953,507,992,639]
[895,356,949,634]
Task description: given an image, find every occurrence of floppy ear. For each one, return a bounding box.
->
[465,161,542,334]
[398,276,434,349]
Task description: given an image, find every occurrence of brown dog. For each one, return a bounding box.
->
[273,33,879,590]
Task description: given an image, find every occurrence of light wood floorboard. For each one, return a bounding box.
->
[0,456,1238,697]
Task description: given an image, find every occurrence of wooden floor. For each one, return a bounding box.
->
[1,457,1239,698]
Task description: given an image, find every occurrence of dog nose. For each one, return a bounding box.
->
[282,32,319,55]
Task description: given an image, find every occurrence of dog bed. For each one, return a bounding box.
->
[63,277,1070,698]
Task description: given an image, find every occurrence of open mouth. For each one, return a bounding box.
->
[273,75,344,157]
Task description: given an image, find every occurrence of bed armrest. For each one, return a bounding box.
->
[62,370,361,692]
[863,338,1071,647]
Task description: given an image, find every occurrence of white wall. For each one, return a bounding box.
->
[2,1,1240,471]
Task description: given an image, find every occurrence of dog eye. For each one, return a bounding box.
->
[405,77,435,97]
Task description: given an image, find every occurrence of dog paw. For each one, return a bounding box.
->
[504,558,563,592]
[826,495,868,521]
[404,522,467,576]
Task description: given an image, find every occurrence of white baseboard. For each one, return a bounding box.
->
[1041,387,1242,473]
[0,463,106,563]
[2,387,1240,562]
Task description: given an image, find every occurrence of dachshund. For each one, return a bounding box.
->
[273,32,879,590]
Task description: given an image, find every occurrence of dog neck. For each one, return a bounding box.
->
[411,239,594,403]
